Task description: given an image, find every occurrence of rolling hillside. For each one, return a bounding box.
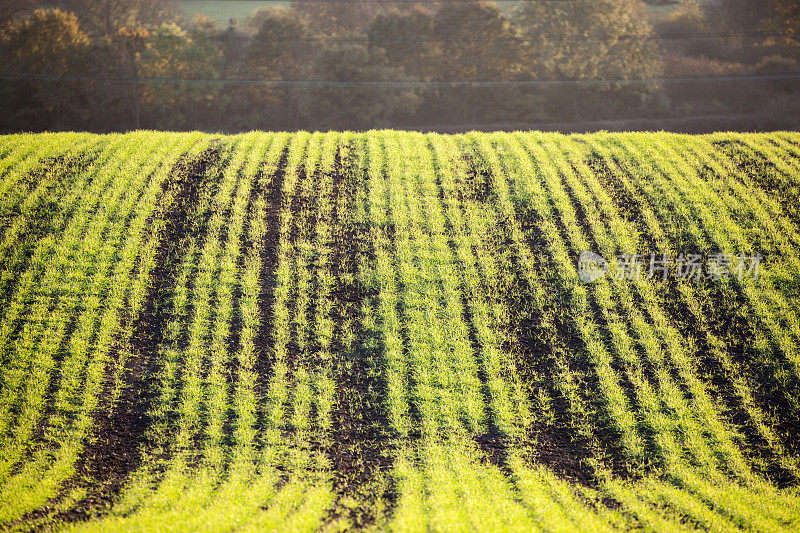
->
[0,130,799,531]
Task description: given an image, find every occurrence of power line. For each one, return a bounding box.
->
[2,72,799,86]
[78,29,793,42]
[204,30,790,42]
[182,0,578,2]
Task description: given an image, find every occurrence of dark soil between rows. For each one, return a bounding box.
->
[461,140,636,487]
[0,153,98,352]
[713,140,800,228]
[324,141,398,529]
[251,145,289,416]
[433,142,514,478]
[54,143,223,522]
[591,140,800,485]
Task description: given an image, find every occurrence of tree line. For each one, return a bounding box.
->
[1,0,798,132]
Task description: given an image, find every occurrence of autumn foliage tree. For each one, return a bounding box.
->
[434,0,522,82]
[243,7,315,129]
[54,0,181,35]
[366,7,438,80]
[247,7,311,81]
[770,0,800,47]
[300,44,420,129]
[291,0,388,34]
[709,0,800,54]
[139,23,225,130]
[112,25,150,128]
[516,0,662,119]
[428,1,531,124]
[0,8,93,130]
[0,0,39,27]
[2,0,794,132]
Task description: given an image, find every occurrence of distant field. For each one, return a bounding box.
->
[177,1,522,26]
[0,130,799,531]
[178,0,707,27]
[179,0,288,26]
[645,0,713,22]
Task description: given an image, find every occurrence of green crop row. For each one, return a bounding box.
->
[1,131,799,532]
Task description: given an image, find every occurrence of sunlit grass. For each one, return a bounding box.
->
[0,130,799,531]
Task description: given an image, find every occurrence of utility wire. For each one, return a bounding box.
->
[64,18,796,41]
[180,0,665,3]
[206,31,791,41]
[182,0,610,2]
[2,72,799,86]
